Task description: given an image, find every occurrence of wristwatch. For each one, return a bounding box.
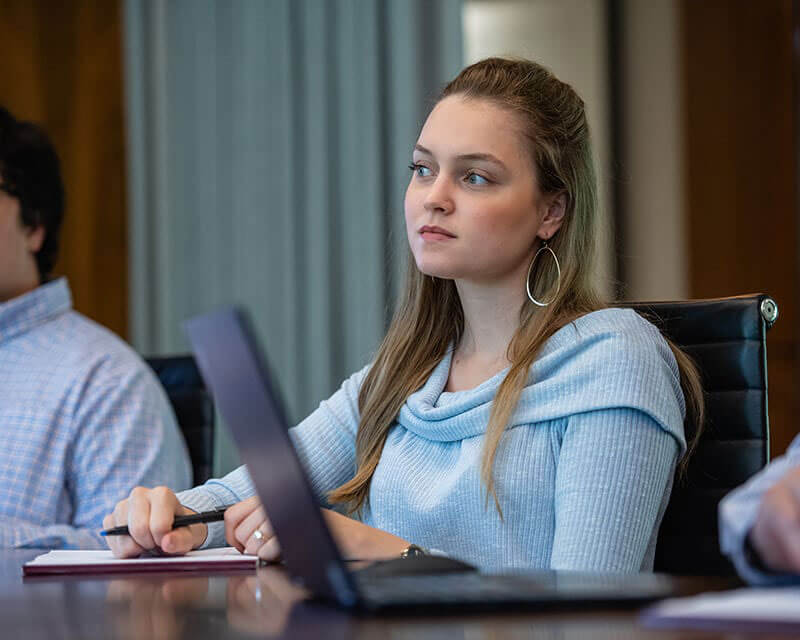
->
[399,544,428,559]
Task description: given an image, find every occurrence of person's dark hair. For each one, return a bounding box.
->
[0,106,65,282]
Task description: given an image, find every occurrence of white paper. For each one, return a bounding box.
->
[649,588,800,624]
[26,547,255,567]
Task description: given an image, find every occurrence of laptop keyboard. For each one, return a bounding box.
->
[354,570,670,608]
[355,572,548,606]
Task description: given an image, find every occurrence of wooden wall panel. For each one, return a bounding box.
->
[0,0,128,339]
[682,0,798,456]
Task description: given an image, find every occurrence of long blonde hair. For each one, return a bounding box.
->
[328,57,703,514]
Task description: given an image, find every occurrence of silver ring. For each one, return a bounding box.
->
[253,529,264,541]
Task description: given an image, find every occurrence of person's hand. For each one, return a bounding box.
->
[749,467,800,573]
[224,498,410,562]
[103,486,208,558]
[224,497,280,560]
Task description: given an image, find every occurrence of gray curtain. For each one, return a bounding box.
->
[124,0,463,475]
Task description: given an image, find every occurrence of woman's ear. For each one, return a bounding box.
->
[25,224,45,253]
[538,192,567,240]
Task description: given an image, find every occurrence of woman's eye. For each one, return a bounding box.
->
[408,163,433,178]
[465,172,489,186]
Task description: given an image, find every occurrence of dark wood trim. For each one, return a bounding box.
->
[682,0,797,456]
[0,0,128,339]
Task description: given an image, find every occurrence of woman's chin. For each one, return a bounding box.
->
[414,256,465,280]
[417,266,459,280]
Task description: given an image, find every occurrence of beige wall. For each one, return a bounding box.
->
[463,0,613,297]
[622,0,687,300]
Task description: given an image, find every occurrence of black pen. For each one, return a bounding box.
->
[100,506,231,536]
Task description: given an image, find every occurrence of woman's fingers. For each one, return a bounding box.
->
[104,504,145,559]
[257,536,282,562]
[127,487,157,550]
[148,487,180,545]
[158,526,199,555]
[104,486,202,558]
[104,501,145,558]
[148,487,205,554]
[106,490,282,560]
[224,497,274,553]
[221,497,279,557]
[241,508,274,556]
[224,497,261,552]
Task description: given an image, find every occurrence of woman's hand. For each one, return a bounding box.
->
[749,467,800,573]
[224,497,410,562]
[224,497,280,559]
[103,486,208,558]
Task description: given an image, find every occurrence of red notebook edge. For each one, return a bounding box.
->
[22,557,259,576]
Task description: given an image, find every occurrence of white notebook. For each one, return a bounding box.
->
[23,547,259,576]
[641,587,800,632]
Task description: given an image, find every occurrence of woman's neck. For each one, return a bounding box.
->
[454,274,528,362]
[444,275,527,393]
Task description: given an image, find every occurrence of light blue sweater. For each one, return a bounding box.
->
[179,308,686,572]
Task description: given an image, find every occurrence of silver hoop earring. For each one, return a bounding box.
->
[526,241,561,307]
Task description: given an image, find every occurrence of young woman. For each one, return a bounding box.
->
[105,57,702,573]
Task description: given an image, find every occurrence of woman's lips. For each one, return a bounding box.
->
[419,225,456,240]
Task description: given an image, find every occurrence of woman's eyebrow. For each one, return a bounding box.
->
[413,144,508,171]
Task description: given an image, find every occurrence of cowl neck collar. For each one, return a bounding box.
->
[395,308,686,448]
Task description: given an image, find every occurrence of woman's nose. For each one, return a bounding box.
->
[423,175,454,215]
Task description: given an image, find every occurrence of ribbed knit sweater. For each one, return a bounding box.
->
[179,307,686,572]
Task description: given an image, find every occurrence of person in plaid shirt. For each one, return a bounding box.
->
[0,106,191,549]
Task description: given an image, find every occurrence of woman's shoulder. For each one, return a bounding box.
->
[571,306,663,339]
[522,306,686,445]
[544,306,673,367]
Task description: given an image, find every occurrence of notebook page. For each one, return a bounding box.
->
[26,547,254,567]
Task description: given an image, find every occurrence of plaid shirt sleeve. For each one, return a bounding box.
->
[0,359,192,550]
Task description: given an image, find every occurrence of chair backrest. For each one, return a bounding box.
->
[146,355,215,486]
[625,294,777,575]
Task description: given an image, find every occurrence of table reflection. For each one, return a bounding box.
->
[5,550,765,640]
[105,575,211,639]
[104,568,350,639]
[225,571,308,635]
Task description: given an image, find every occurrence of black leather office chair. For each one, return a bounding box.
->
[146,355,215,486]
[625,294,778,575]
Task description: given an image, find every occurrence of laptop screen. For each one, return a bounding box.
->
[185,307,358,607]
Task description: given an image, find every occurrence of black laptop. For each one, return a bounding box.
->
[185,306,677,612]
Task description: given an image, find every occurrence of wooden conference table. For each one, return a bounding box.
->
[2,549,789,640]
